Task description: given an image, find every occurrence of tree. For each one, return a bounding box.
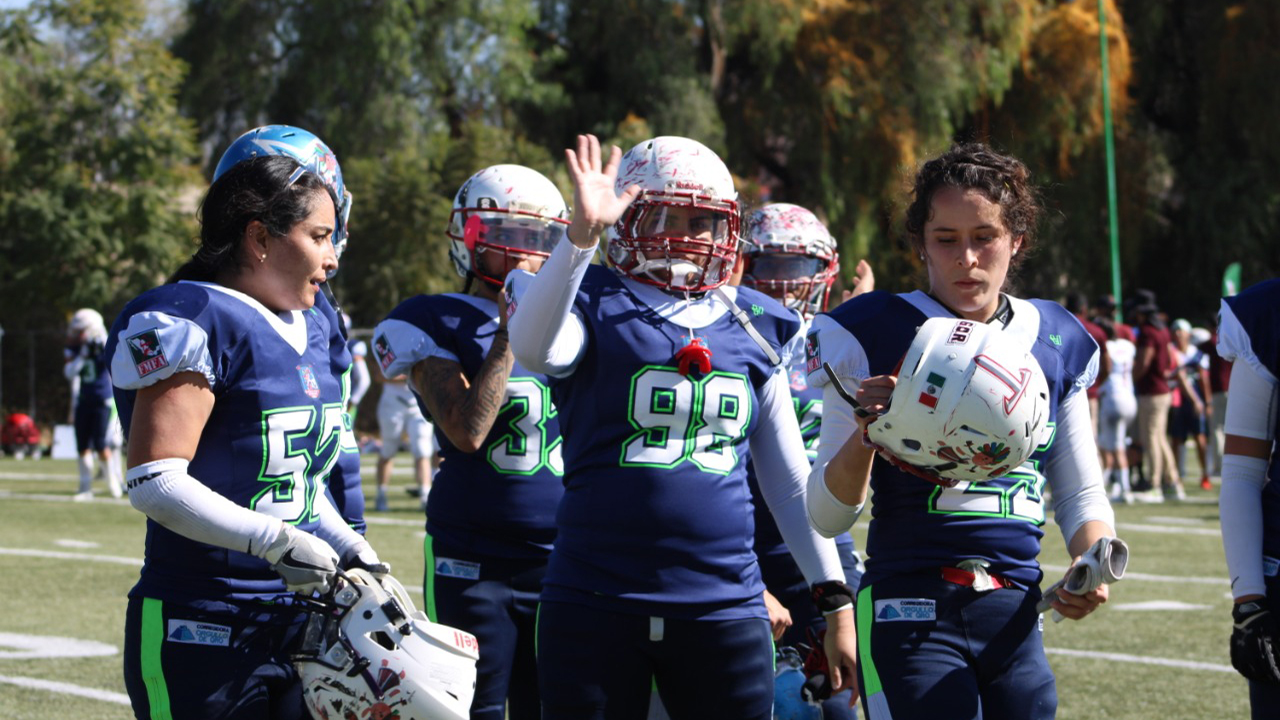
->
[0,0,199,422]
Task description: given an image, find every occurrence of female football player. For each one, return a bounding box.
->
[507,135,856,719]
[107,152,388,720]
[208,125,368,533]
[805,143,1116,719]
[1216,278,1280,719]
[740,203,867,720]
[372,164,569,720]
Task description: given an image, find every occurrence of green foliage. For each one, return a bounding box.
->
[0,0,198,422]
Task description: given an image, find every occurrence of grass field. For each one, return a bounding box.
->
[0,455,1248,719]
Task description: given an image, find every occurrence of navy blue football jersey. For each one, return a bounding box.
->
[1219,278,1280,560]
[809,290,1097,588]
[529,265,802,619]
[374,293,563,558]
[313,290,365,533]
[66,340,114,405]
[107,282,350,605]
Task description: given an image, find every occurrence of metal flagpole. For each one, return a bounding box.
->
[1099,0,1123,321]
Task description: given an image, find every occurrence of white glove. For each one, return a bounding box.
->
[1038,536,1129,621]
[341,539,391,579]
[261,523,340,595]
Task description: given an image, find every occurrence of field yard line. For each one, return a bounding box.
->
[1117,522,1220,537]
[0,674,131,705]
[365,515,427,527]
[0,547,142,566]
[1041,563,1230,586]
[0,490,130,504]
[0,472,78,480]
[1045,647,1234,673]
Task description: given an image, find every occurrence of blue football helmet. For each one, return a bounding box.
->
[213,125,353,259]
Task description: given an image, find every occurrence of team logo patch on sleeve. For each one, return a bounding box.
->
[296,364,321,398]
[805,333,822,374]
[126,329,169,377]
[166,620,231,647]
[873,598,937,622]
[373,333,396,372]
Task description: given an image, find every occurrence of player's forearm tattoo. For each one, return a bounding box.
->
[415,332,515,451]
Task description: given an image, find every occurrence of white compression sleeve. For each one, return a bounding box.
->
[126,459,282,558]
[1220,359,1279,599]
[1044,389,1115,546]
[311,486,368,561]
[805,382,864,537]
[751,370,845,584]
[507,238,592,378]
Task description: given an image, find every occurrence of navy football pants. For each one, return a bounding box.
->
[122,596,308,720]
[855,574,1057,720]
[538,600,775,720]
[425,536,545,720]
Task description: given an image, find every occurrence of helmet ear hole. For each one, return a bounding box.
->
[369,630,397,652]
[901,438,922,452]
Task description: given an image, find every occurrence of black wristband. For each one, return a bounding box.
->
[812,580,856,614]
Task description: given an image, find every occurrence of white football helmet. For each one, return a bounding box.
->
[607,136,741,292]
[294,569,479,720]
[866,317,1050,486]
[743,203,839,319]
[448,164,569,287]
[67,308,107,344]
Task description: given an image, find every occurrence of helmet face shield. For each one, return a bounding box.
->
[450,208,570,286]
[743,253,833,316]
[612,193,741,292]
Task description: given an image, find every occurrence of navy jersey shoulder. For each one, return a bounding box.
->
[379,292,564,557]
[107,282,346,606]
[821,291,929,376]
[1224,278,1280,380]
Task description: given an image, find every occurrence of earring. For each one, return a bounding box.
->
[260,254,267,262]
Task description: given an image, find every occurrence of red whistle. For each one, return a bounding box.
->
[676,337,713,376]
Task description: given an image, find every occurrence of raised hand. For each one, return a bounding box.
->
[564,134,641,249]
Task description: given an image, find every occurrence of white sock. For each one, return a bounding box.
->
[1118,467,1131,493]
[106,455,123,497]
[77,454,94,493]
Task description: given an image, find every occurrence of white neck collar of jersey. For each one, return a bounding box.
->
[445,292,500,324]
[619,273,733,329]
[901,290,1041,352]
[185,281,309,355]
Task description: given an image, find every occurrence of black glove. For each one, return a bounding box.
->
[1231,600,1280,686]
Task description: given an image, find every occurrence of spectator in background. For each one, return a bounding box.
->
[1097,318,1137,503]
[1132,300,1184,500]
[64,308,123,500]
[1170,319,1212,490]
[1201,318,1231,479]
[373,369,434,511]
[1066,292,1111,436]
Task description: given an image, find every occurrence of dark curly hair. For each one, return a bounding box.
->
[904,143,1041,276]
[170,155,335,283]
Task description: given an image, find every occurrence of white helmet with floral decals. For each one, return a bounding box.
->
[294,569,478,720]
[448,164,569,287]
[743,203,839,319]
[68,308,107,344]
[607,136,741,292]
[866,317,1050,487]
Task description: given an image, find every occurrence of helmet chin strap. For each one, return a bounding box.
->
[633,257,702,289]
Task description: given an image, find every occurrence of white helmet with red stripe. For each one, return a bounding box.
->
[867,317,1050,486]
[607,136,741,292]
[448,164,569,287]
[743,203,839,319]
[294,569,479,720]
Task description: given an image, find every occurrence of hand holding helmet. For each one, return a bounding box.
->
[294,569,479,720]
[842,317,1051,487]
